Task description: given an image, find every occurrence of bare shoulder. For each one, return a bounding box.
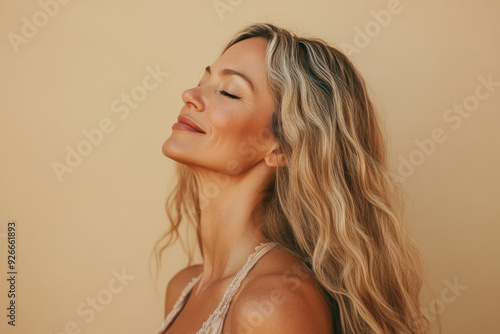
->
[163,264,203,318]
[228,248,334,333]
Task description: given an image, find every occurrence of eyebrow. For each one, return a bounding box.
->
[205,66,255,91]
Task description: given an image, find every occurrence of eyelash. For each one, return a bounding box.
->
[197,83,241,100]
[218,90,240,100]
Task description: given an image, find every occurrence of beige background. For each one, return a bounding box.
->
[1,0,499,333]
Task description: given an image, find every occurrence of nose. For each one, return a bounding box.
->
[181,86,204,112]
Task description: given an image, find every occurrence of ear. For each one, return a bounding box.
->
[264,144,287,168]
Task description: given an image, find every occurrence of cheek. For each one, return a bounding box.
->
[210,109,273,166]
[209,108,234,130]
[209,108,256,140]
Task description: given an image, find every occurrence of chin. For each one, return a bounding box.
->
[162,137,197,167]
[162,136,181,159]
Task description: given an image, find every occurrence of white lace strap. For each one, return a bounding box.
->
[155,272,203,334]
[196,241,277,334]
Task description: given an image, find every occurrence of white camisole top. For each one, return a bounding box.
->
[154,241,277,334]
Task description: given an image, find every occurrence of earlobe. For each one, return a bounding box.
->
[264,149,287,168]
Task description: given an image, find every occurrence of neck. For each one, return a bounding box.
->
[191,160,273,289]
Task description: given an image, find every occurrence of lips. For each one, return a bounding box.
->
[176,115,205,134]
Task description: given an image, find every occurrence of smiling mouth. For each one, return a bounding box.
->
[173,115,206,134]
[172,122,205,133]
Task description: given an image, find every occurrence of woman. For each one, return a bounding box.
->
[152,23,439,334]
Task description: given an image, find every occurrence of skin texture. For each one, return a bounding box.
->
[161,37,333,333]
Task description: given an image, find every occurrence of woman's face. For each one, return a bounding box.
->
[162,37,277,175]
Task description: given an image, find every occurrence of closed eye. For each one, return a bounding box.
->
[197,82,241,100]
[218,90,240,100]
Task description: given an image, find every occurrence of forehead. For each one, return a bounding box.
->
[211,37,269,88]
[221,37,268,62]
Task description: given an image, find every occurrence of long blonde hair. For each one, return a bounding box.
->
[152,23,440,334]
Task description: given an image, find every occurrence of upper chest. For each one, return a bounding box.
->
[164,278,248,334]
